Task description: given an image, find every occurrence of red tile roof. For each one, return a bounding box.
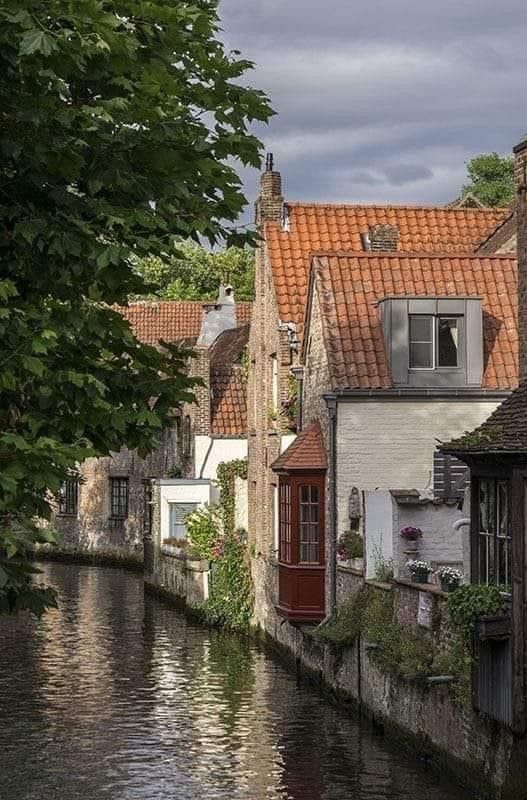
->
[309,252,518,391]
[118,301,251,345]
[266,204,509,331]
[271,421,327,471]
[210,325,249,436]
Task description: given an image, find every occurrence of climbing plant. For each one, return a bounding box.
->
[216,459,248,536]
[205,459,252,630]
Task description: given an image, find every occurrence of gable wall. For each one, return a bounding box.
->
[335,398,503,535]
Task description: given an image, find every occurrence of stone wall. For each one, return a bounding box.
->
[148,550,209,609]
[514,137,527,381]
[53,426,180,555]
[259,576,522,799]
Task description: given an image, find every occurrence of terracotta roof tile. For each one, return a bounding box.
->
[209,325,249,436]
[117,301,251,345]
[266,204,509,332]
[271,421,327,471]
[310,252,517,392]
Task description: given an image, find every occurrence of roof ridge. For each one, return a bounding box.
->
[282,202,508,212]
[311,250,517,260]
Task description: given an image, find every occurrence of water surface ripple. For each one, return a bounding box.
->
[0,563,471,800]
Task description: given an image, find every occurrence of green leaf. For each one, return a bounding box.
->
[20,29,58,57]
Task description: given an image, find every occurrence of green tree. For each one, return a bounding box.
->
[462,152,514,207]
[134,242,255,302]
[0,0,271,614]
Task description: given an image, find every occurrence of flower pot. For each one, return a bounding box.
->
[351,557,364,572]
[403,539,420,553]
[440,579,460,594]
[412,572,429,584]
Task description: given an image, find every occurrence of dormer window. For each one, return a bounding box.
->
[409,315,460,370]
[379,296,483,388]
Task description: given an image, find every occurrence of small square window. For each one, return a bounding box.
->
[409,315,460,370]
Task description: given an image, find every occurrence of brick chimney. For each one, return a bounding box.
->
[514,137,527,380]
[255,152,284,226]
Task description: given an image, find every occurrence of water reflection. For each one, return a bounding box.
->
[0,563,468,800]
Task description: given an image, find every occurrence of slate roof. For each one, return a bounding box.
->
[476,211,517,255]
[209,325,249,436]
[118,301,251,345]
[266,204,509,332]
[271,421,327,471]
[308,252,518,391]
[441,381,527,454]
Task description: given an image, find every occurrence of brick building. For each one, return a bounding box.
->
[248,157,511,628]
[54,293,250,555]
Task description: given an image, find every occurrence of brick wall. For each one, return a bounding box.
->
[335,398,503,536]
[514,137,527,380]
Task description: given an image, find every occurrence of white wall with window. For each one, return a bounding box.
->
[155,479,219,545]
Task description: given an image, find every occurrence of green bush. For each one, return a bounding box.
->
[446,583,506,638]
[186,505,220,560]
[206,530,252,631]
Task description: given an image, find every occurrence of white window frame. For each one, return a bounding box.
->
[409,314,460,371]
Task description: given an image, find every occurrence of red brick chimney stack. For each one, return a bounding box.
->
[514,137,527,381]
[255,152,283,226]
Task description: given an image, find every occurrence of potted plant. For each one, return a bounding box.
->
[436,566,463,593]
[400,526,423,553]
[337,531,364,571]
[407,559,432,584]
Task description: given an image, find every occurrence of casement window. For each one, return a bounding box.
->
[379,297,482,388]
[58,478,79,517]
[477,478,511,587]
[278,475,325,568]
[279,481,292,563]
[110,477,129,519]
[168,502,198,540]
[409,315,460,370]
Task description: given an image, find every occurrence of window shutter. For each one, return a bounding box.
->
[433,450,469,499]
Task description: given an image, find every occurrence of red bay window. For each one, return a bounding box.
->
[272,422,327,622]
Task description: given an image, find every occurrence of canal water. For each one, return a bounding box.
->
[0,563,470,800]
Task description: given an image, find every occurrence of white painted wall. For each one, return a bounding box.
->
[336,398,500,535]
[364,490,395,579]
[280,433,296,453]
[194,436,247,480]
[157,479,219,542]
[234,476,248,532]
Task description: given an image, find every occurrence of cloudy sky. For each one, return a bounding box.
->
[220,0,527,215]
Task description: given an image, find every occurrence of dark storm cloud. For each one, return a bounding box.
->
[219,0,527,215]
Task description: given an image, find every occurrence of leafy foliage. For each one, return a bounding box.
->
[186,505,220,561]
[0,1,271,614]
[446,583,506,638]
[207,529,253,630]
[216,459,248,536]
[462,153,514,207]
[133,243,255,301]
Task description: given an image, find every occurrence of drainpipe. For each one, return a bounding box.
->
[198,436,214,479]
[324,394,338,616]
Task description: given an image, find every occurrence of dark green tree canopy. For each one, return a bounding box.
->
[134,242,255,302]
[462,152,514,207]
[0,0,271,614]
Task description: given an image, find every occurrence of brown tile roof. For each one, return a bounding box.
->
[210,325,249,436]
[271,421,327,471]
[441,381,527,454]
[309,252,518,391]
[476,210,516,255]
[118,301,252,345]
[266,204,509,331]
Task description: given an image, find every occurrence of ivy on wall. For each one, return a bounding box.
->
[205,458,252,630]
[216,459,247,536]
[316,582,507,707]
